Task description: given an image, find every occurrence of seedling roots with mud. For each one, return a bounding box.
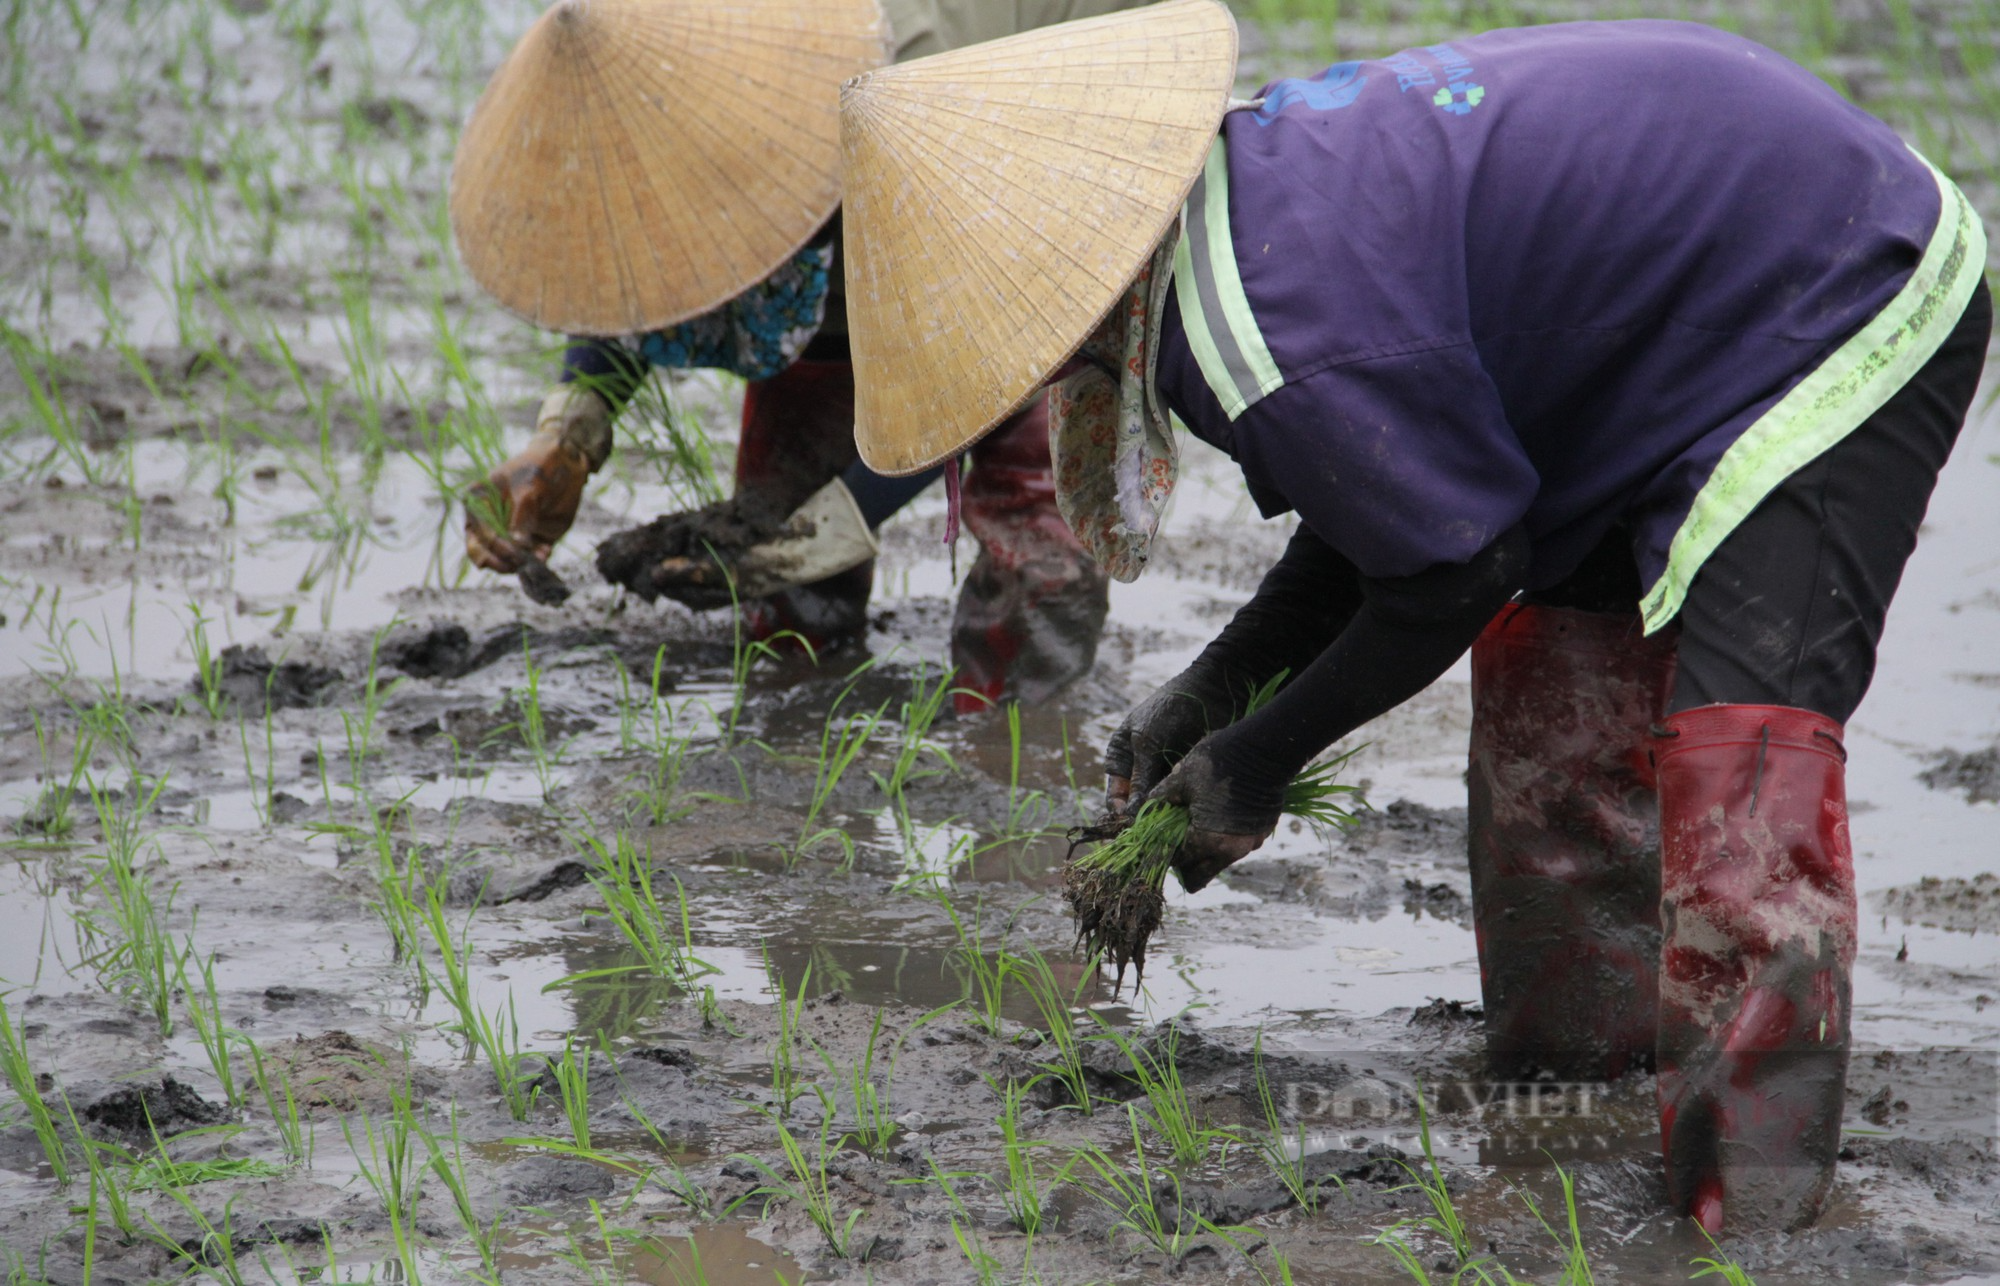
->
[1062,755,1359,991]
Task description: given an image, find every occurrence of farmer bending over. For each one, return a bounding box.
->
[452,0,1150,710]
[834,0,1991,1233]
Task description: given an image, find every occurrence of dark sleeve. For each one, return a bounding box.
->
[559,337,650,412]
[1195,523,1532,825]
[1188,524,1367,709]
[840,459,944,530]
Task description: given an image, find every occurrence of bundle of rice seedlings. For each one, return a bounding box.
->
[1063,754,1359,992]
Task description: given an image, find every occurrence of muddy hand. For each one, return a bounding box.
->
[465,435,590,574]
[1150,741,1277,894]
[1104,663,1243,816]
[466,385,612,575]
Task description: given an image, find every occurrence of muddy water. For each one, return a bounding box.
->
[3,0,2000,1283]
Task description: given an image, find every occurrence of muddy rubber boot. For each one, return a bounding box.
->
[1467,604,1679,1081]
[950,400,1110,714]
[734,360,872,651]
[1653,704,1857,1235]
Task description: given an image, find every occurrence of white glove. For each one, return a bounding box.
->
[732,478,880,597]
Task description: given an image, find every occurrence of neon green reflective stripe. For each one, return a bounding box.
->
[1638,156,1988,635]
[1175,135,1285,421]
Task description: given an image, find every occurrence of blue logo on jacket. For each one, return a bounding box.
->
[1253,62,1367,125]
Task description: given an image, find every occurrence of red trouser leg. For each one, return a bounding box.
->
[733,360,872,649]
[1653,705,1856,1234]
[950,398,1110,713]
[1467,604,1679,1080]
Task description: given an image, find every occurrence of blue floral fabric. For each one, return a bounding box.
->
[637,243,834,382]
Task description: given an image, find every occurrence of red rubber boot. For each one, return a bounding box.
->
[1467,604,1679,1080]
[950,399,1110,714]
[734,360,872,651]
[1653,705,1856,1234]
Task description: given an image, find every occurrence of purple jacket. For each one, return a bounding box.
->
[1154,20,1984,630]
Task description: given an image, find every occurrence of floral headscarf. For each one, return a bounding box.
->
[1047,227,1181,582]
[637,241,834,381]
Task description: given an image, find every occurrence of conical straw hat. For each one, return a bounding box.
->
[452,0,890,337]
[840,0,1237,476]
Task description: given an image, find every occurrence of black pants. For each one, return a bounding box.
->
[1534,280,1992,725]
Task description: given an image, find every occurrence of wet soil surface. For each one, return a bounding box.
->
[3,2,1999,1285]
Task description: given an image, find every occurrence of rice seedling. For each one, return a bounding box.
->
[1251,1030,1331,1213]
[623,1094,717,1220]
[728,1104,870,1260]
[566,830,718,998]
[416,1106,504,1282]
[339,623,402,799]
[13,715,93,845]
[2,1241,55,1286]
[79,773,186,1036]
[766,953,814,1117]
[343,1087,425,1282]
[552,1032,594,1151]
[182,602,227,719]
[241,1037,311,1167]
[306,788,427,966]
[1003,947,1095,1114]
[0,993,69,1185]
[238,700,282,832]
[71,1120,139,1245]
[911,1158,1015,1285]
[177,946,244,1109]
[1375,1084,1482,1273]
[870,662,961,816]
[127,1150,287,1192]
[144,1189,259,1286]
[792,664,888,870]
[942,897,1013,1037]
[1510,1160,1594,1286]
[814,1002,949,1157]
[504,634,571,802]
[1071,1106,1204,1260]
[717,561,806,753]
[694,981,734,1035]
[417,883,539,1121]
[1090,1021,1222,1168]
[1690,1229,1762,1285]
[614,647,699,825]
[986,1074,1071,1236]
[1063,748,1360,991]
[998,701,1057,840]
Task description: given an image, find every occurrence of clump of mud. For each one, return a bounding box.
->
[1919,745,2000,804]
[198,644,342,710]
[515,553,571,607]
[594,494,791,607]
[78,1076,227,1143]
[265,1031,438,1114]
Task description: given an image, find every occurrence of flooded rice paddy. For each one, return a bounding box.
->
[1,1,1997,1283]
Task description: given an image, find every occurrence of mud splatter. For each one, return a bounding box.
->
[1918,745,2000,804]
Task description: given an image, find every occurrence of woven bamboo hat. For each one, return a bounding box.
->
[451,0,890,337]
[840,0,1236,475]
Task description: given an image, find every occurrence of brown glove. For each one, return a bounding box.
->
[465,386,613,574]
